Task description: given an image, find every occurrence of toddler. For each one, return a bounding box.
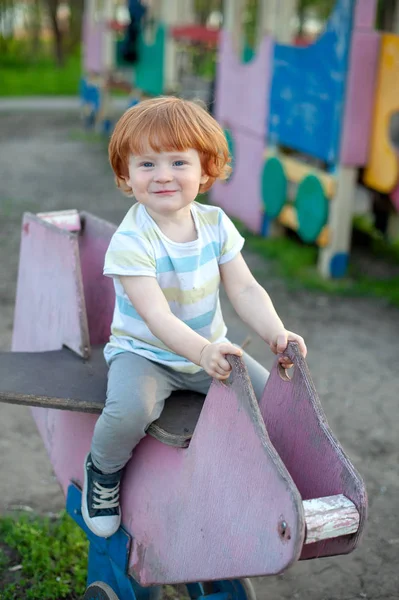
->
[82,96,307,537]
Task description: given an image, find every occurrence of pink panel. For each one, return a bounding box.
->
[12,214,90,358]
[211,128,264,233]
[390,183,399,212]
[78,213,116,345]
[259,343,367,560]
[29,357,305,584]
[340,30,380,166]
[214,31,273,138]
[83,12,106,73]
[354,0,377,29]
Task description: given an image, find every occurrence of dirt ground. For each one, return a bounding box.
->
[0,110,398,600]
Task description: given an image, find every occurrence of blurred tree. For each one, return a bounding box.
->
[0,0,16,53]
[377,0,398,31]
[44,0,64,66]
[194,0,222,25]
[67,0,84,53]
[297,0,335,35]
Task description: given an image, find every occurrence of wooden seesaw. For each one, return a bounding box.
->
[0,211,367,600]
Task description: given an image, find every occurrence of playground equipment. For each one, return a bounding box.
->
[80,0,198,129]
[211,0,399,277]
[0,210,367,599]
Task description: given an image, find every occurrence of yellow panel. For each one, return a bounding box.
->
[277,205,330,247]
[364,34,399,193]
[264,150,336,198]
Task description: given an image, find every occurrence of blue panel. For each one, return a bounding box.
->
[268,0,355,164]
[330,252,349,278]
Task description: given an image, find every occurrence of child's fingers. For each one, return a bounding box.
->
[219,342,243,357]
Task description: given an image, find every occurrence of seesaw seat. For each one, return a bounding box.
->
[0,346,204,448]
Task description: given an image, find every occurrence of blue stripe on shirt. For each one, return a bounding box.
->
[156,241,220,273]
[117,295,215,330]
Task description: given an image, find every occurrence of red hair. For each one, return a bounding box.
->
[108,96,231,195]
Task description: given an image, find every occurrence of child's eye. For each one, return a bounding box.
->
[173,160,186,167]
[140,162,154,168]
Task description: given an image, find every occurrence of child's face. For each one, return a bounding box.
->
[126,147,208,217]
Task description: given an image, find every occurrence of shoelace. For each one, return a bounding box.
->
[92,480,120,510]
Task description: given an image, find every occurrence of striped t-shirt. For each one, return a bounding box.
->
[103,201,245,373]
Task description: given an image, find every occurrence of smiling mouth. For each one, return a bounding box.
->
[153,190,178,195]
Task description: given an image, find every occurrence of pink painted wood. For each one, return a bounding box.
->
[78,212,116,345]
[354,0,377,29]
[12,214,90,358]
[259,343,367,560]
[11,211,365,584]
[82,11,106,73]
[33,358,305,584]
[211,128,265,233]
[214,30,273,139]
[340,29,380,166]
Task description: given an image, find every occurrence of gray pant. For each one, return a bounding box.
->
[91,350,269,473]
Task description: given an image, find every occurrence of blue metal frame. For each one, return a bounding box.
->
[66,483,253,600]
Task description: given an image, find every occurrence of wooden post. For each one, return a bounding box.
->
[318,167,357,278]
[159,0,195,91]
[223,0,245,57]
[275,0,298,44]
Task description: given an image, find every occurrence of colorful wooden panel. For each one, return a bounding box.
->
[211,128,265,232]
[340,29,380,166]
[295,175,329,243]
[259,342,367,560]
[363,34,399,193]
[214,30,273,139]
[264,151,337,198]
[269,0,355,163]
[78,212,116,345]
[83,12,107,74]
[11,214,90,358]
[134,23,166,96]
[261,157,286,219]
[353,0,377,29]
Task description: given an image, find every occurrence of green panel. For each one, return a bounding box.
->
[134,23,166,96]
[242,44,255,63]
[261,157,287,219]
[295,175,329,242]
[224,128,235,180]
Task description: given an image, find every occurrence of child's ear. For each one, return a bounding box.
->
[200,173,209,185]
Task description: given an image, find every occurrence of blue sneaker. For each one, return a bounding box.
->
[82,453,122,538]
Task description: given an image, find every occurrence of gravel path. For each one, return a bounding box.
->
[0,111,398,600]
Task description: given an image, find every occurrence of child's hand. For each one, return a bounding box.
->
[269,330,307,368]
[199,342,243,380]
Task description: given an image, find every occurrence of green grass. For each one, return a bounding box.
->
[233,219,399,308]
[0,45,81,96]
[0,511,88,599]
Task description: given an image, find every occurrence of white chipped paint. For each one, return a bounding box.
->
[303,494,360,544]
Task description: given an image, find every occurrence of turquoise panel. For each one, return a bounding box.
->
[135,23,166,96]
[225,128,235,179]
[242,44,255,64]
[261,157,287,219]
[295,175,328,242]
[269,0,355,164]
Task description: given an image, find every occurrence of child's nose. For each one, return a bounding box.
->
[154,167,173,182]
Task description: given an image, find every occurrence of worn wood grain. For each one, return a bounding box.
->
[259,341,367,560]
[303,495,360,545]
[0,347,205,447]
